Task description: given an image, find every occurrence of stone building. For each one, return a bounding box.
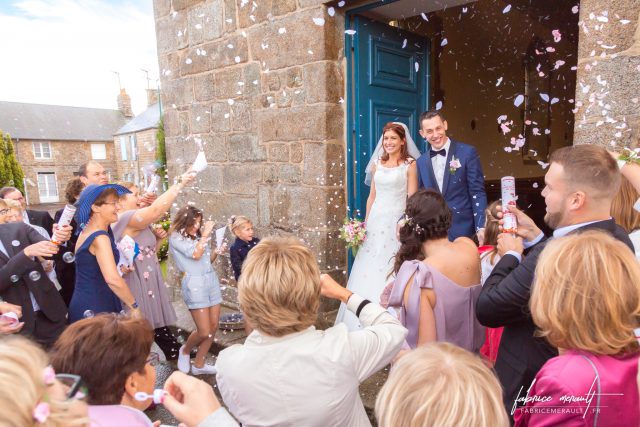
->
[0,100,128,205]
[153,0,640,278]
[114,89,163,186]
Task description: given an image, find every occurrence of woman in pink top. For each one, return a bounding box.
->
[514,230,640,426]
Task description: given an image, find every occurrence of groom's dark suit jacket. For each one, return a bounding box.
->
[476,219,633,417]
[416,138,487,240]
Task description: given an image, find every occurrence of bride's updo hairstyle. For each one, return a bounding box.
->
[393,189,451,274]
[380,122,410,162]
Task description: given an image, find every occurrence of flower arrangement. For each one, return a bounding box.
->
[339,217,367,257]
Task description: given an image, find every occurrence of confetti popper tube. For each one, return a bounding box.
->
[51,204,76,244]
[501,176,518,234]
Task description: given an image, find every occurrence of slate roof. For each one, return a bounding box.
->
[114,103,160,135]
[0,101,128,141]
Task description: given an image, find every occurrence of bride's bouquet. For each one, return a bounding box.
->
[339,217,367,257]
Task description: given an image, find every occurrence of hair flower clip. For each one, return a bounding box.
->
[42,366,56,386]
[33,402,50,423]
[398,215,412,228]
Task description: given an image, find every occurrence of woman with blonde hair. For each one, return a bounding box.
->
[216,236,407,427]
[375,342,509,427]
[0,336,89,427]
[611,176,640,259]
[514,230,640,426]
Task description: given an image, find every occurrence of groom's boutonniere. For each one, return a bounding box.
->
[449,156,461,175]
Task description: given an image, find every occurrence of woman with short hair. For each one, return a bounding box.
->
[515,230,640,426]
[376,342,508,427]
[216,236,407,427]
[50,314,158,425]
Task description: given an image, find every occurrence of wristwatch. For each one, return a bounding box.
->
[131,301,139,309]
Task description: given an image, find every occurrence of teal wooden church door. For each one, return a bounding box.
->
[348,16,430,218]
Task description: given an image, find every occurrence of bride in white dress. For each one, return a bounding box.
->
[336,122,420,330]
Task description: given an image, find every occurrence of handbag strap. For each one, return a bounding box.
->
[579,355,601,427]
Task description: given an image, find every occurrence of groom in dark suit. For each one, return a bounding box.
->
[416,110,487,240]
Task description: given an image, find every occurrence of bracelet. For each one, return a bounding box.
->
[355,299,371,317]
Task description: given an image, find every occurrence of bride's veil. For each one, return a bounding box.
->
[364,122,422,186]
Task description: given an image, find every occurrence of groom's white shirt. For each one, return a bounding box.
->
[430,138,451,192]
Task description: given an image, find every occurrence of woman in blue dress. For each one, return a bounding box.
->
[169,206,223,376]
[68,184,141,322]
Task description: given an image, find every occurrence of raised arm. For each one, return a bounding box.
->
[92,235,138,311]
[125,171,196,232]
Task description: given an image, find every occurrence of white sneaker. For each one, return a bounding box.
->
[191,363,217,375]
[177,346,190,373]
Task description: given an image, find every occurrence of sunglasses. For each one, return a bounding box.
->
[55,374,88,401]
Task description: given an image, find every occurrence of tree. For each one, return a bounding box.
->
[0,130,25,193]
[155,117,167,190]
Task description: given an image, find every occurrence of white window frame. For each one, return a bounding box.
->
[33,141,52,159]
[37,172,59,203]
[120,136,128,160]
[91,143,107,160]
[130,134,138,161]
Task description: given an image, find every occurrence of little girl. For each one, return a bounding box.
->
[478,201,503,365]
[229,215,260,281]
[169,206,222,375]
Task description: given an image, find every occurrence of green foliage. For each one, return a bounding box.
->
[0,130,25,193]
[155,214,171,261]
[155,117,167,190]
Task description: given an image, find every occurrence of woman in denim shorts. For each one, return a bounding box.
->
[169,206,223,376]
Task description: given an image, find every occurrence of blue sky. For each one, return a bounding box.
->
[0,0,158,114]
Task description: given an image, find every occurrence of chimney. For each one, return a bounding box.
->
[117,88,134,118]
[146,88,159,107]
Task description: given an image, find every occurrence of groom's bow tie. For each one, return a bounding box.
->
[430,149,446,158]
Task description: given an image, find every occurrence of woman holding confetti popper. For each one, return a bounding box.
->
[112,168,195,361]
[169,206,223,376]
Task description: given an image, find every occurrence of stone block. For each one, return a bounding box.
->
[155,13,188,54]
[279,164,301,183]
[172,0,201,11]
[243,63,262,96]
[286,67,303,88]
[230,101,252,131]
[303,142,345,186]
[290,142,303,162]
[223,0,237,33]
[153,0,172,19]
[303,61,343,104]
[236,0,297,28]
[574,56,640,119]
[214,67,244,99]
[179,112,191,136]
[268,143,289,162]
[188,0,224,45]
[179,47,212,77]
[180,191,258,221]
[258,104,344,141]
[298,228,346,272]
[203,34,249,70]
[189,104,211,133]
[201,134,228,162]
[223,164,263,194]
[577,0,639,60]
[210,102,231,132]
[228,134,266,161]
[195,164,223,192]
[265,185,346,229]
[246,8,340,70]
[297,0,329,7]
[162,78,194,108]
[574,113,640,148]
[263,165,279,183]
[276,88,293,108]
[194,73,216,101]
[163,109,180,138]
[158,52,181,82]
[263,72,281,91]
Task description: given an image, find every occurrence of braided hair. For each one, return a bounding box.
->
[393,190,452,274]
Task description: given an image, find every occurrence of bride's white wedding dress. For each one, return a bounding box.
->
[335,160,409,330]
